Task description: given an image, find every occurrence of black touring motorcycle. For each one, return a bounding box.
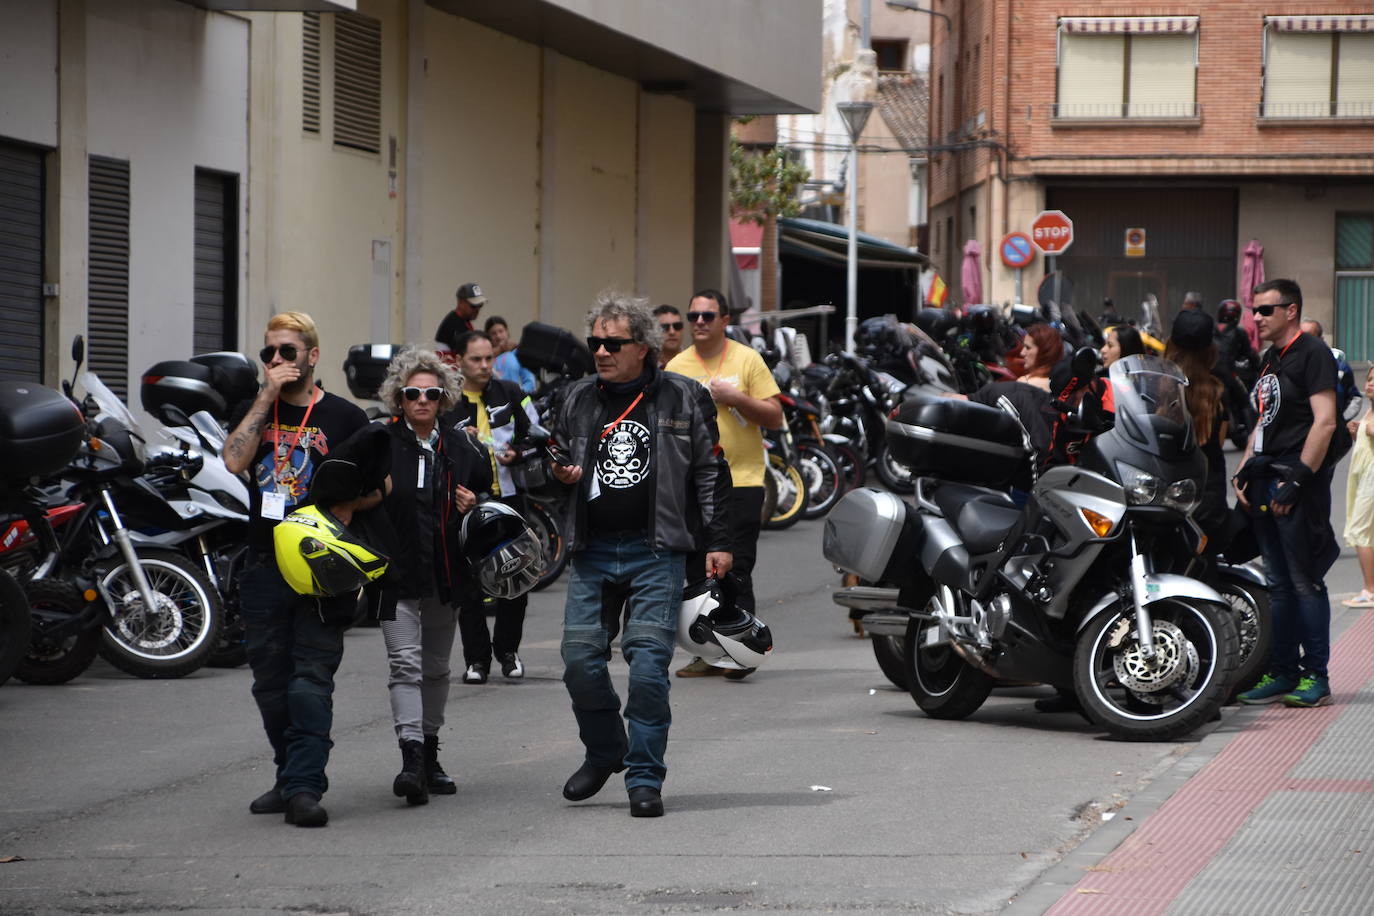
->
[824,354,1245,741]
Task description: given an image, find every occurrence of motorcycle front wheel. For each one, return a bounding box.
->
[16,579,99,685]
[798,441,844,520]
[97,549,223,679]
[1214,576,1272,703]
[871,634,908,690]
[902,610,993,719]
[874,442,915,495]
[1074,598,1238,742]
[762,454,808,530]
[524,496,569,591]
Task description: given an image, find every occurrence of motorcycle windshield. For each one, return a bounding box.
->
[80,370,146,450]
[1108,355,1193,458]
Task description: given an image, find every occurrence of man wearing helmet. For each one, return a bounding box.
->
[550,290,733,818]
[224,311,376,828]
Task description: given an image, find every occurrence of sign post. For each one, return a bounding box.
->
[1031,210,1074,314]
[1000,231,1035,303]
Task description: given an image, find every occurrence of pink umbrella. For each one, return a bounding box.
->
[1240,239,1264,351]
[961,239,983,306]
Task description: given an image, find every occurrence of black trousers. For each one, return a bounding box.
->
[457,494,529,665]
[688,486,765,613]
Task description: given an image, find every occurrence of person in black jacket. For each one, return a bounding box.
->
[550,291,732,818]
[443,330,541,683]
[376,348,492,805]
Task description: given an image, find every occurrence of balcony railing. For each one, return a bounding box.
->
[1259,100,1374,119]
[1052,101,1199,120]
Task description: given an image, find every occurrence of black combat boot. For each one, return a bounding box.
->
[393,739,429,806]
[424,734,457,795]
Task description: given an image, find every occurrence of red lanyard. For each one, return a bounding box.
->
[271,388,319,481]
[600,391,645,440]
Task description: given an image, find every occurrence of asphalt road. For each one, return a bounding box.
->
[0,454,1364,916]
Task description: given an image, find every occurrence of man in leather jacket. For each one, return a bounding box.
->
[549,291,732,818]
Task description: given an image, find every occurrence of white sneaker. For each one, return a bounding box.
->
[498,653,524,679]
[463,663,488,684]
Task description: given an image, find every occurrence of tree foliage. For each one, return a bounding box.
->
[729,138,810,226]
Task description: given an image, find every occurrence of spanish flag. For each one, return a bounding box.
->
[925,272,949,307]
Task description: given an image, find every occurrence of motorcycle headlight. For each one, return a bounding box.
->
[1117,462,1160,506]
[1163,478,1200,514]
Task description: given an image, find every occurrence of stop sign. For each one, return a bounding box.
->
[1031,210,1074,255]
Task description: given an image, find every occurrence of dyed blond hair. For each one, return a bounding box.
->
[266,311,319,350]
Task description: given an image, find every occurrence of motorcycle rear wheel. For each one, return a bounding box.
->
[16,580,99,685]
[1214,576,1272,703]
[0,569,34,687]
[763,454,808,530]
[524,497,569,591]
[902,612,993,719]
[874,442,915,495]
[1074,598,1237,742]
[97,549,222,679]
[829,441,866,491]
[871,634,908,691]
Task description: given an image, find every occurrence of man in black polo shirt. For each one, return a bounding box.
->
[1234,279,1341,709]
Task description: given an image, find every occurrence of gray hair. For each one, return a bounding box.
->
[1183,291,1204,308]
[378,347,462,416]
[584,289,663,353]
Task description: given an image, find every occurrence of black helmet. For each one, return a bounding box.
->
[1218,299,1242,325]
[967,305,997,334]
[460,502,545,599]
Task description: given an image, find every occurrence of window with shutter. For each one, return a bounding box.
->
[1265,33,1333,117]
[88,156,130,400]
[1128,36,1195,117]
[333,12,381,154]
[1337,33,1374,116]
[193,169,238,355]
[1058,34,1126,117]
[0,141,45,383]
[1056,19,1198,120]
[1263,20,1374,118]
[302,11,321,134]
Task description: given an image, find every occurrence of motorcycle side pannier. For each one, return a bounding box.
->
[142,361,229,421]
[0,381,85,484]
[191,351,259,412]
[822,487,925,587]
[887,395,1028,488]
[343,344,404,401]
[517,322,594,378]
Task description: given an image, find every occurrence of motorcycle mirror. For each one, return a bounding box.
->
[525,423,552,446]
[1070,346,1099,381]
[71,335,85,368]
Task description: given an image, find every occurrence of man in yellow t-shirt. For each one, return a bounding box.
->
[665,289,782,680]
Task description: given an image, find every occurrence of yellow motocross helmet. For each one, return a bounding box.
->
[273,504,389,597]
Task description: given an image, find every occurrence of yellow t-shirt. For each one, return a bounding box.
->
[666,340,781,488]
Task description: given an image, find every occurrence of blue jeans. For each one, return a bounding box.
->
[239,557,346,800]
[561,534,685,791]
[1252,470,1338,680]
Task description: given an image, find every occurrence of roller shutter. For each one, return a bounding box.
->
[193,169,238,355]
[0,141,44,382]
[88,155,130,400]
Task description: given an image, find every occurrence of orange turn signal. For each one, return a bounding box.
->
[1080,508,1115,538]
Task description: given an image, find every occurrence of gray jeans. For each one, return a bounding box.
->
[380,596,459,743]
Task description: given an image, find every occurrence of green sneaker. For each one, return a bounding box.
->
[1281,675,1332,708]
[1237,673,1299,705]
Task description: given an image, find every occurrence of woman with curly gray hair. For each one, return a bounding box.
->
[376,347,493,806]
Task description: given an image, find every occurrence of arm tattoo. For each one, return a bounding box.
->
[225,409,269,466]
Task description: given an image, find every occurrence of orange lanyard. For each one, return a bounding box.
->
[600,391,645,440]
[1257,332,1301,416]
[692,341,729,382]
[271,389,319,481]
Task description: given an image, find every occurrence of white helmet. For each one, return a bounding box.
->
[459,501,545,599]
[677,577,774,670]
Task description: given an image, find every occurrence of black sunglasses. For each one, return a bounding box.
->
[402,386,444,402]
[587,336,637,354]
[1250,302,1293,317]
[686,311,719,324]
[660,321,684,332]
[259,343,299,364]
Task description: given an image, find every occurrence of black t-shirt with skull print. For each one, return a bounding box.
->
[587,386,654,536]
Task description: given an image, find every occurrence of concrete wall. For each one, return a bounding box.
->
[0,0,58,147]
[416,9,541,344]
[636,92,696,307]
[84,0,249,396]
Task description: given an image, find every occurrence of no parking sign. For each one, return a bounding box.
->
[1000,232,1035,269]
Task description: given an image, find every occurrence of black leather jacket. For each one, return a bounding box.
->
[553,364,732,555]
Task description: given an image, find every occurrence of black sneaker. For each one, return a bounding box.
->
[497,652,524,679]
[462,662,489,684]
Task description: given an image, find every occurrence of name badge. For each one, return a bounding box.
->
[261,491,287,521]
[588,468,602,501]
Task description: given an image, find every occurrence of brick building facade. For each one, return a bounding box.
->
[928,1,1374,357]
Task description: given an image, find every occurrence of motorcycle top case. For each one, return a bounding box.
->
[142,356,257,422]
[0,380,85,484]
[822,487,924,586]
[887,395,1028,488]
[343,344,405,400]
[516,322,594,378]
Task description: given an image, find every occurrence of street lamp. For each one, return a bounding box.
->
[837,99,873,353]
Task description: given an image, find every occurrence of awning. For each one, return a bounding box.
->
[778,217,927,271]
[1266,15,1374,33]
[1060,16,1198,34]
[730,219,763,270]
